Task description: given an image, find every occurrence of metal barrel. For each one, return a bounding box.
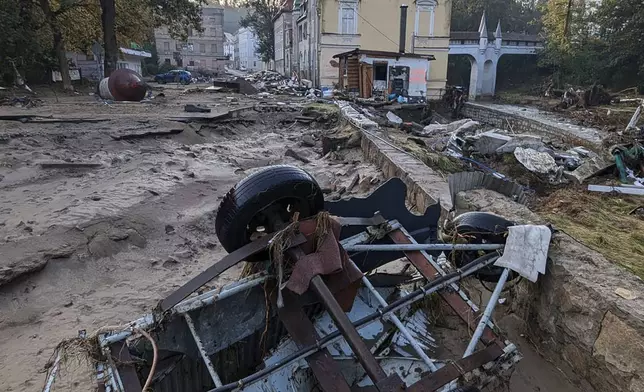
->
[98,68,147,101]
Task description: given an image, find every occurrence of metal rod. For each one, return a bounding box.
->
[42,352,61,392]
[463,268,510,357]
[310,275,388,383]
[184,314,224,387]
[207,253,499,392]
[173,274,270,314]
[339,221,402,248]
[342,243,504,252]
[359,273,439,372]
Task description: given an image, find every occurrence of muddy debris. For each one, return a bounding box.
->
[284,148,310,164]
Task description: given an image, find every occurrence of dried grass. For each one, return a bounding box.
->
[537,187,644,278]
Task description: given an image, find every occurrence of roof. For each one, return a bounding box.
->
[333,49,435,60]
[450,31,541,42]
[119,47,151,58]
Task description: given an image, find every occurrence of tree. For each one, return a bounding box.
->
[450,0,542,34]
[100,0,118,76]
[239,0,280,63]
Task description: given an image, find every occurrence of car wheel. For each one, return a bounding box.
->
[450,211,518,282]
[215,165,325,253]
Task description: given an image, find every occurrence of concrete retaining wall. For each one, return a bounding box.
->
[354,122,644,392]
[462,102,605,145]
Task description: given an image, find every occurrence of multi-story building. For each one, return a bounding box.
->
[154,6,227,74]
[236,27,262,71]
[224,32,235,64]
[289,0,451,99]
[273,0,294,76]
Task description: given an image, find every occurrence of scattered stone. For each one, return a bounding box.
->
[205,241,217,249]
[300,134,316,147]
[165,225,175,235]
[44,245,75,259]
[564,156,614,184]
[386,111,403,125]
[186,152,197,158]
[285,148,310,164]
[63,301,73,308]
[186,172,196,178]
[147,189,160,196]
[89,195,102,201]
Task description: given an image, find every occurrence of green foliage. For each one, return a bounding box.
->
[149,0,207,41]
[450,0,542,34]
[239,0,280,63]
[540,0,644,90]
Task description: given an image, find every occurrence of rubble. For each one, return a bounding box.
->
[563,155,614,184]
[495,135,545,154]
[513,147,559,174]
[242,70,309,96]
[184,104,211,113]
[469,131,512,155]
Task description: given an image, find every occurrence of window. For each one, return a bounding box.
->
[254,61,256,67]
[176,42,182,50]
[303,22,308,39]
[188,28,193,37]
[211,44,216,53]
[189,60,195,66]
[298,25,303,40]
[201,59,207,67]
[188,43,194,52]
[200,43,205,53]
[339,1,357,34]
[163,41,170,52]
[164,58,171,64]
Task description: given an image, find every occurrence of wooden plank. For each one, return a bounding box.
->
[389,229,502,347]
[278,291,352,392]
[406,345,504,392]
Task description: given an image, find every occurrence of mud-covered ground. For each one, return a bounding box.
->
[0,88,383,391]
[0,87,587,392]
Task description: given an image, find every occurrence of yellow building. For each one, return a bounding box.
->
[294,0,451,99]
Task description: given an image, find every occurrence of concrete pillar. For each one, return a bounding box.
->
[468,57,482,100]
[481,59,497,96]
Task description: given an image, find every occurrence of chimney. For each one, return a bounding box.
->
[399,4,408,53]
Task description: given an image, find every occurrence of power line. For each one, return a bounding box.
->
[355,11,400,48]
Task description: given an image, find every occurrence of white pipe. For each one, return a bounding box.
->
[463,268,510,357]
[184,314,224,387]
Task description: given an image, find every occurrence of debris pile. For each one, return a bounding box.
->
[244,70,310,96]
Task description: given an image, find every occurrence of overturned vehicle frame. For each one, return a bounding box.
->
[44,165,541,392]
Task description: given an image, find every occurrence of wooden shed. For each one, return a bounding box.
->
[334,49,435,100]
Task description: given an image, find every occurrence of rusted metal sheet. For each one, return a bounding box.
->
[159,233,306,311]
[109,340,142,392]
[406,345,504,392]
[278,291,352,392]
[388,229,502,347]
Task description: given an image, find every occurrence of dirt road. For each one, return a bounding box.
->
[0,89,382,391]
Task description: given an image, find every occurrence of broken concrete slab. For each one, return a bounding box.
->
[420,118,472,136]
[514,147,559,174]
[496,134,545,154]
[110,128,183,141]
[470,131,512,155]
[335,100,378,130]
[563,156,614,184]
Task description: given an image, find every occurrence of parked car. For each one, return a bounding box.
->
[154,70,192,84]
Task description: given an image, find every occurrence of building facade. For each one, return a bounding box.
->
[154,6,227,74]
[236,27,262,71]
[273,0,294,76]
[224,32,235,64]
[288,0,450,99]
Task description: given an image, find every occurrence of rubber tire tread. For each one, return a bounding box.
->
[215,165,324,253]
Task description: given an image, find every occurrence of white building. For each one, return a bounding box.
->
[224,32,235,63]
[236,27,262,71]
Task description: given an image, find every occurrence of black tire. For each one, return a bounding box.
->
[451,212,517,282]
[215,165,324,253]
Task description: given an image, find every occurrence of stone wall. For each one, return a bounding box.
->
[353,117,644,392]
[461,102,603,145]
